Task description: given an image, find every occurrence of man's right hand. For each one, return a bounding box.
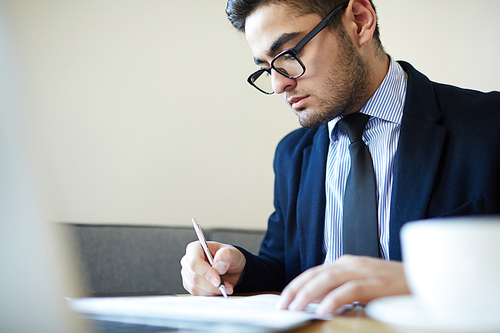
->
[180,241,246,296]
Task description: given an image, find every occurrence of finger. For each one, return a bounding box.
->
[286,265,359,312]
[181,241,225,294]
[277,265,325,310]
[277,256,376,311]
[180,256,221,295]
[180,263,210,295]
[313,260,410,315]
[315,279,378,315]
[184,242,220,284]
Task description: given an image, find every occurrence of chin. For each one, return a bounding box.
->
[298,116,327,129]
[297,110,335,129]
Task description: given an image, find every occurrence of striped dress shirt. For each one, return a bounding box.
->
[323,57,407,264]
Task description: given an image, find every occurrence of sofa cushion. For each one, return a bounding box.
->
[65,224,265,297]
[208,228,265,255]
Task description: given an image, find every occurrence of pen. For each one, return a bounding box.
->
[191,218,228,298]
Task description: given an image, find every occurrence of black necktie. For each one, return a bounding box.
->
[338,113,380,258]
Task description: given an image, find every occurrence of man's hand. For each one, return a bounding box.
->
[180,241,246,296]
[276,255,410,315]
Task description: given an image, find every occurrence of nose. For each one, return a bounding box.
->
[271,69,297,95]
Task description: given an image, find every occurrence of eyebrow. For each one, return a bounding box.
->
[253,32,303,66]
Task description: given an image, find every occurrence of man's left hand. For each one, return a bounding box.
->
[276,255,410,315]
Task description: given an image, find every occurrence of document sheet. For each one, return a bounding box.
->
[69,294,329,331]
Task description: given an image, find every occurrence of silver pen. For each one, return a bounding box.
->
[191,218,228,298]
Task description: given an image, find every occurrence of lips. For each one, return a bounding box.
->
[288,96,309,110]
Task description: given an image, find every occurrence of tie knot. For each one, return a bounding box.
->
[338,113,369,143]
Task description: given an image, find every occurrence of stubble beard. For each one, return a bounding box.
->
[295,29,372,129]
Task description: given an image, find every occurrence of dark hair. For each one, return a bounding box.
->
[226,0,382,51]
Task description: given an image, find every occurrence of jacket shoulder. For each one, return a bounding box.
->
[399,60,500,125]
[433,83,500,115]
[275,125,325,160]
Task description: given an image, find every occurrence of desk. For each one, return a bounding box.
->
[290,306,399,333]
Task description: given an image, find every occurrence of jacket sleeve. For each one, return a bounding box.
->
[233,129,308,293]
[233,169,288,293]
[233,127,320,293]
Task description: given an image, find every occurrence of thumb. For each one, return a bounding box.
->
[213,260,230,275]
[212,244,246,275]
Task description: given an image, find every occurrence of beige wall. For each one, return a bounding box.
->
[3,0,499,229]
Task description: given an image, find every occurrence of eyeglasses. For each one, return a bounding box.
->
[247,3,347,95]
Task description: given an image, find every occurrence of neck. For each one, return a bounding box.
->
[343,51,390,116]
[367,51,391,98]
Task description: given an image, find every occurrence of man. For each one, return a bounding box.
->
[181,0,500,315]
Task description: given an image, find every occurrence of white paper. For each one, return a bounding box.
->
[68,294,328,331]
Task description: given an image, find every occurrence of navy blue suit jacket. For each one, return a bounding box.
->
[235,61,500,293]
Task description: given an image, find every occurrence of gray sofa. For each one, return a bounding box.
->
[63,224,265,297]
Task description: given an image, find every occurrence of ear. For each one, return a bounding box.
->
[344,0,377,47]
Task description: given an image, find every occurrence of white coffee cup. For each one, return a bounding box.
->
[400,216,500,327]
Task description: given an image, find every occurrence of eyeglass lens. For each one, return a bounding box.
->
[251,53,303,94]
[250,70,273,95]
[273,53,304,77]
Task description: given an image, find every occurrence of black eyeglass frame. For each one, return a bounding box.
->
[247,3,348,95]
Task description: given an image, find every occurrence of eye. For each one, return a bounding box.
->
[275,66,289,76]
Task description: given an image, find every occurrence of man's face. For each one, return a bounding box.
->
[245,4,371,128]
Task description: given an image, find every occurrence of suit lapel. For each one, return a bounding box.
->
[389,62,448,260]
[296,125,329,269]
